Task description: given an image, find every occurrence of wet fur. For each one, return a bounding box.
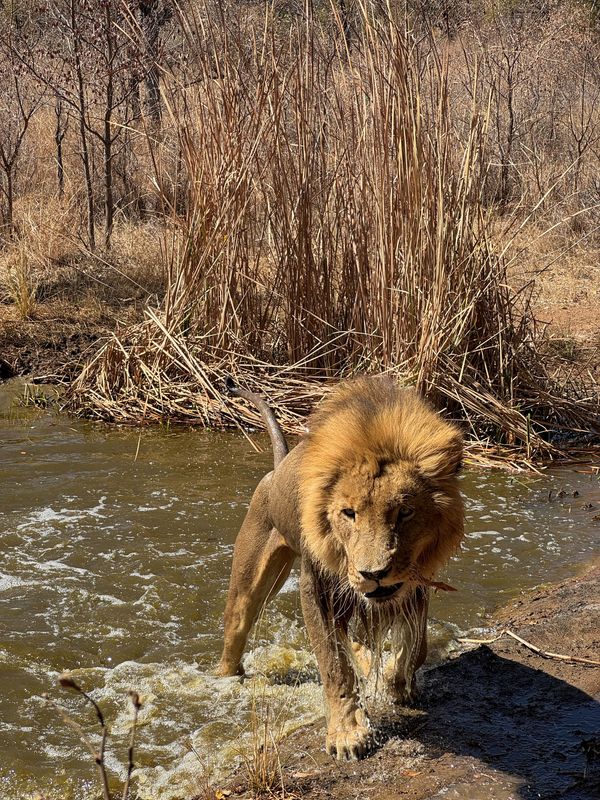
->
[217,375,464,760]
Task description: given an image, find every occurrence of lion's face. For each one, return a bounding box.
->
[300,379,464,601]
[326,459,456,604]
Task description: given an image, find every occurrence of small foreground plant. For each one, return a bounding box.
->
[43,673,142,800]
[242,692,287,797]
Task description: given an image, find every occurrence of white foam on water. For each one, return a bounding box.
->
[34,560,91,576]
[25,498,107,525]
[279,574,299,594]
[37,644,322,800]
[137,502,175,512]
[95,593,127,606]
[0,573,26,592]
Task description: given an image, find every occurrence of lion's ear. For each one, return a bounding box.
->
[415,431,463,480]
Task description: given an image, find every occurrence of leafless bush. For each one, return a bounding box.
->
[44,673,142,800]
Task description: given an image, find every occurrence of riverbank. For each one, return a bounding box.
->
[221,565,600,800]
[1,226,597,398]
[0,243,159,382]
[1,261,598,384]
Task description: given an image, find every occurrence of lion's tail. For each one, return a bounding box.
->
[225,377,289,469]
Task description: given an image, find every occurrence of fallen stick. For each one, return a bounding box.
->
[122,691,142,800]
[457,628,600,667]
[419,579,458,592]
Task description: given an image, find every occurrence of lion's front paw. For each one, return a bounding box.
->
[325,712,373,761]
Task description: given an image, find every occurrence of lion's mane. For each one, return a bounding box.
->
[299,376,464,580]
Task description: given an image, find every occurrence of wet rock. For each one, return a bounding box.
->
[0,357,14,381]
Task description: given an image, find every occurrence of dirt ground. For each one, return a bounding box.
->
[224,566,600,800]
[0,293,145,382]
[515,239,600,346]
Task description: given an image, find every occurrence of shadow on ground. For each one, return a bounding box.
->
[407,645,600,799]
[251,567,600,800]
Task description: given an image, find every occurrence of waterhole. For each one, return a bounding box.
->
[0,381,598,799]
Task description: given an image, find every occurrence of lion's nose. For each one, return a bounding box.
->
[359,566,391,581]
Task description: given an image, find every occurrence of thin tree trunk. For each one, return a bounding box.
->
[55,96,67,200]
[71,0,96,250]
[129,76,141,121]
[103,1,115,249]
[5,169,13,238]
[140,1,162,125]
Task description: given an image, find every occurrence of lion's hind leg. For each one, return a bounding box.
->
[350,640,372,679]
[387,588,429,704]
[216,481,295,677]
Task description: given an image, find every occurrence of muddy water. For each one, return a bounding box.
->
[0,381,598,800]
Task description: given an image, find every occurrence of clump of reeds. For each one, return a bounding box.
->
[4,244,37,319]
[65,2,599,466]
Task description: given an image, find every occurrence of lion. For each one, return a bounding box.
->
[216,375,464,760]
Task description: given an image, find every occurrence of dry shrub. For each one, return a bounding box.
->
[13,194,79,267]
[1,243,37,318]
[447,2,600,228]
[0,193,81,316]
[65,2,599,465]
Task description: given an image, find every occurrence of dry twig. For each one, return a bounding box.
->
[458,629,600,667]
[44,674,143,800]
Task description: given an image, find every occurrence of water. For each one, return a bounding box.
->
[0,380,598,799]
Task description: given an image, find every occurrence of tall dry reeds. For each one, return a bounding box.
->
[65,2,599,463]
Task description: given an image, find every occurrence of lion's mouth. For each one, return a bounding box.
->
[364,582,403,601]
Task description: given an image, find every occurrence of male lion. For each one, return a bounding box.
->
[216,375,464,760]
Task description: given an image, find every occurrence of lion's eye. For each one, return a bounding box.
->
[398,507,415,521]
[341,508,356,520]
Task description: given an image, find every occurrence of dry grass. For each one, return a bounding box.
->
[241,692,288,797]
[3,244,37,318]
[63,3,599,467]
[0,2,597,464]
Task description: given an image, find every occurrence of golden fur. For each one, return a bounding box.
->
[217,375,464,760]
[300,377,464,587]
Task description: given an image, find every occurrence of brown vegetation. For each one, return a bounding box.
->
[0,2,599,463]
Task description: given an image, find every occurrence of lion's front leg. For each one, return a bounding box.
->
[387,587,429,705]
[299,558,373,761]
